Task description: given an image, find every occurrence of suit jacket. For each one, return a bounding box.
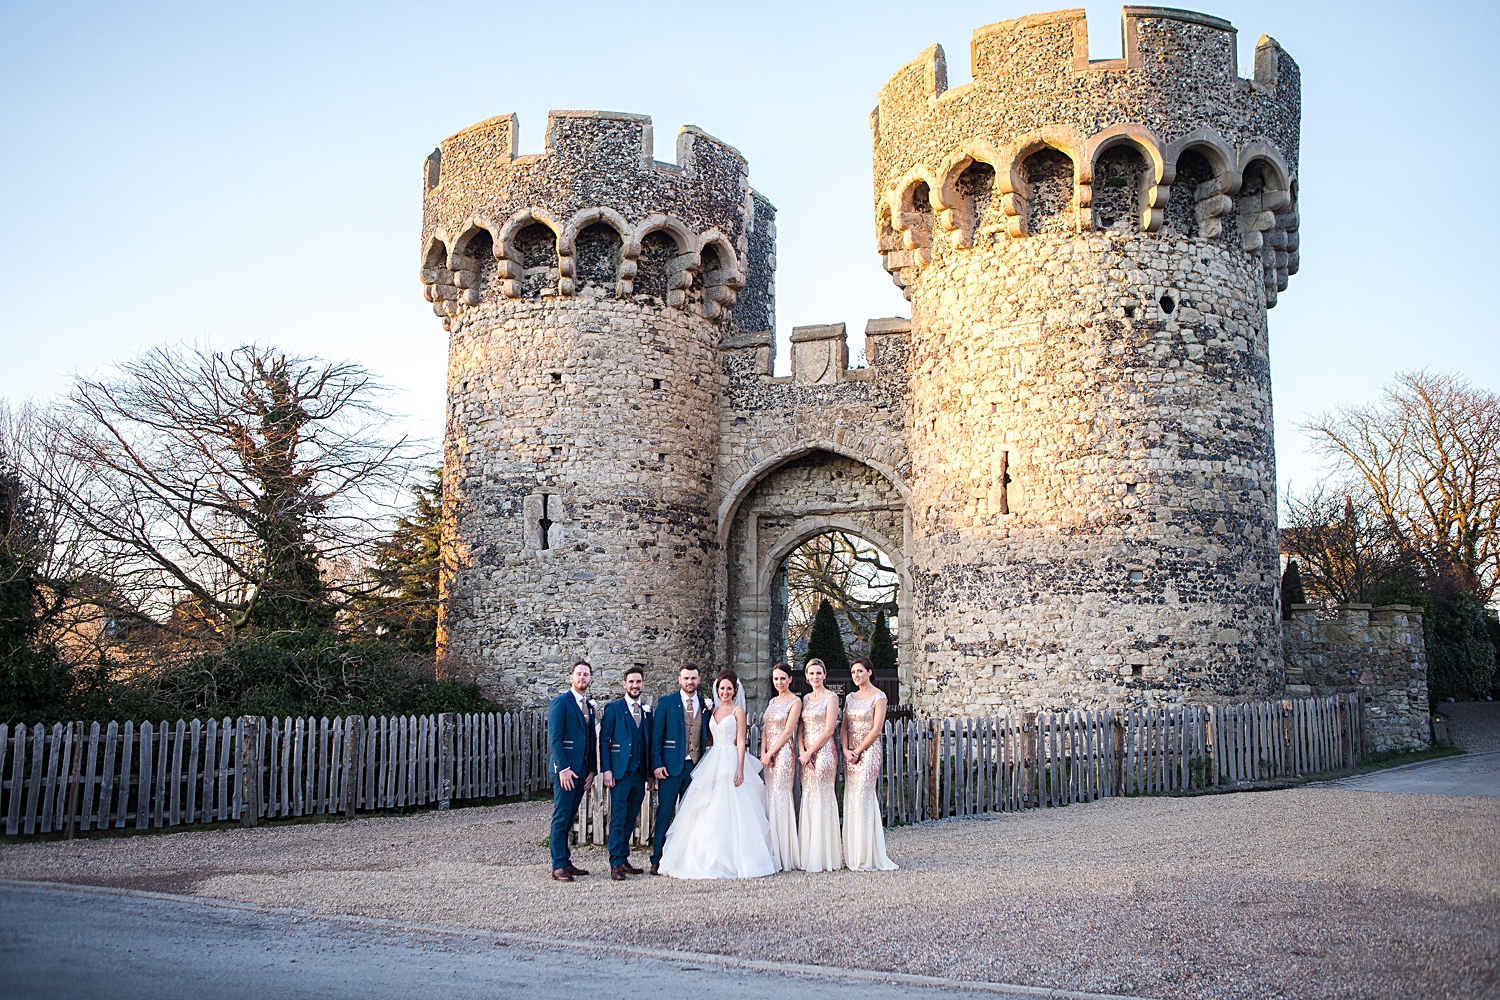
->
[650,689,710,778]
[599,698,652,779]
[548,690,597,780]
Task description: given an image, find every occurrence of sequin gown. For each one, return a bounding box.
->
[798,690,843,871]
[761,696,801,872]
[842,691,897,871]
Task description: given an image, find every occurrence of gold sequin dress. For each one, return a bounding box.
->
[841,691,897,871]
[761,696,801,872]
[797,690,843,871]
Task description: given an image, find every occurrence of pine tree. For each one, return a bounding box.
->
[1280,559,1306,620]
[0,460,70,724]
[804,598,849,675]
[869,609,897,675]
[362,468,442,653]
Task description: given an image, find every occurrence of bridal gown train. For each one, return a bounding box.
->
[658,712,777,880]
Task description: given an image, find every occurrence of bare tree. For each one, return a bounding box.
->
[1280,486,1411,607]
[0,401,126,666]
[1302,371,1500,602]
[40,344,419,643]
[785,530,899,652]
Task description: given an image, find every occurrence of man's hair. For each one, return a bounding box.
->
[850,657,873,672]
[571,659,592,673]
[678,662,700,675]
[623,665,645,680]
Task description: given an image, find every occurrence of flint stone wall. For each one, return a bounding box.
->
[1283,604,1431,754]
[427,6,1315,719]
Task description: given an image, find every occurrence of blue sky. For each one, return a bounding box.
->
[1,1,1495,496]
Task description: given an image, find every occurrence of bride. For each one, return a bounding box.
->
[657,669,777,879]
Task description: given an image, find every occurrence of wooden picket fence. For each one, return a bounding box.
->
[881,693,1363,824]
[0,711,549,838]
[1,694,1361,840]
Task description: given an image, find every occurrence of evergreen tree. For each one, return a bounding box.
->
[804,598,849,675]
[362,468,442,653]
[869,609,897,675]
[0,459,70,723]
[1280,559,1306,619]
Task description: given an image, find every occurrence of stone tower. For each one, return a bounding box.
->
[873,7,1300,712]
[420,111,775,703]
[423,6,1304,715]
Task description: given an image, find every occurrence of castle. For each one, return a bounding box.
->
[420,6,1308,718]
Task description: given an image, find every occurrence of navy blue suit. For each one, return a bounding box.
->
[649,689,710,865]
[599,698,651,867]
[547,691,597,871]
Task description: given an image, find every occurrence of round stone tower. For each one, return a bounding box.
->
[873,8,1302,712]
[421,110,766,704]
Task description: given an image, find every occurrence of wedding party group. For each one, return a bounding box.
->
[547,657,899,882]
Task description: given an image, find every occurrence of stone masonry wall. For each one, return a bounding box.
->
[1284,605,1431,753]
[425,7,1311,717]
[429,112,755,706]
[443,297,720,707]
[904,230,1282,714]
[871,7,1298,715]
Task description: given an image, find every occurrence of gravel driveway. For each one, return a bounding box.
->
[2,782,1495,1000]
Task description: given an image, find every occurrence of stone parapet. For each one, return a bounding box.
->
[421,110,771,334]
[873,6,1300,308]
[1283,604,1431,753]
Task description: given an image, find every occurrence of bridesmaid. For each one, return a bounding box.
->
[841,657,897,871]
[758,662,803,872]
[797,657,843,871]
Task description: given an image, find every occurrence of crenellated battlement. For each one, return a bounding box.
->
[873,6,1301,306]
[421,110,770,330]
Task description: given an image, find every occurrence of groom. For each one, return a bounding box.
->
[649,662,710,875]
[599,665,653,880]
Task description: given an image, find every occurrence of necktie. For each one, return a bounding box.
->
[631,701,640,726]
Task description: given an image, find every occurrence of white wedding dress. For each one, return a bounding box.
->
[658,711,777,880]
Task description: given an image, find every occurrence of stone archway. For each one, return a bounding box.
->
[720,450,911,708]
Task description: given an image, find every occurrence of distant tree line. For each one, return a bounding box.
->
[0,344,491,725]
[1281,371,1500,701]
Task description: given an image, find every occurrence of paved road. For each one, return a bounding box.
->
[0,881,1126,1000]
[1325,750,1500,797]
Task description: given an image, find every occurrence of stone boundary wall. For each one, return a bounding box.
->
[1283,604,1430,753]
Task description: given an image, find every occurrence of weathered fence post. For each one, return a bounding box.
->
[926,721,939,820]
[438,713,453,810]
[1110,710,1124,797]
[62,722,83,840]
[238,717,262,828]
[1022,712,1037,809]
[344,716,361,820]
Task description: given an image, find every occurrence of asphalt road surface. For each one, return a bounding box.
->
[1325,750,1500,797]
[0,881,1129,1000]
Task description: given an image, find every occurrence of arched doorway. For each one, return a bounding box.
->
[775,529,901,700]
[719,450,911,708]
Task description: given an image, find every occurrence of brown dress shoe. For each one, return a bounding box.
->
[650,862,660,876]
[551,868,574,882]
[623,862,644,875]
[564,864,590,877]
[610,865,627,881]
